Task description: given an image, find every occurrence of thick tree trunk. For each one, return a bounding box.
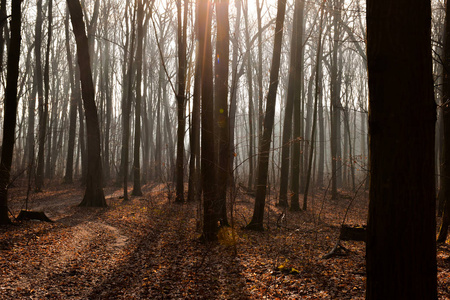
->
[67,0,106,207]
[246,0,286,231]
[199,0,218,240]
[438,0,450,244]
[0,0,21,224]
[215,0,230,224]
[366,0,437,298]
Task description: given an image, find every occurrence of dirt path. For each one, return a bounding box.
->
[0,184,131,299]
[1,183,449,299]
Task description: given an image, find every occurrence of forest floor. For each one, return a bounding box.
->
[0,181,449,299]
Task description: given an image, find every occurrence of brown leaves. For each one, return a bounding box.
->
[1,183,449,299]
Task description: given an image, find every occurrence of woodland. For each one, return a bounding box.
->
[0,0,449,299]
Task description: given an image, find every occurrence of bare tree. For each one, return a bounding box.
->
[0,0,22,224]
[199,0,218,240]
[246,0,287,231]
[67,0,106,207]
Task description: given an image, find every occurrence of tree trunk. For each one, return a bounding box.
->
[243,1,254,191]
[215,0,230,224]
[132,0,144,197]
[187,18,201,203]
[303,1,323,211]
[278,1,299,208]
[175,0,188,203]
[438,0,450,244]
[245,0,286,231]
[35,0,45,192]
[330,0,342,200]
[289,0,305,212]
[102,0,112,182]
[228,0,241,189]
[0,0,6,73]
[67,0,106,207]
[123,6,136,200]
[366,0,437,298]
[199,0,218,240]
[0,0,21,224]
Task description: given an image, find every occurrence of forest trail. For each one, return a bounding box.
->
[1,182,449,299]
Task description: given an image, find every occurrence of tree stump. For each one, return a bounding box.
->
[323,224,366,259]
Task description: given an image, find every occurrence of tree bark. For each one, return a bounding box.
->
[438,0,450,244]
[366,0,437,298]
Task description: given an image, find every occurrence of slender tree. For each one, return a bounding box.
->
[366,0,437,298]
[67,0,106,207]
[243,0,255,191]
[330,0,343,199]
[132,0,144,197]
[175,0,188,203]
[303,1,324,211]
[35,0,45,191]
[123,5,136,200]
[246,0,287,231]
[278,1,299,208]
[289,0,305,211]
[0,0,21,224]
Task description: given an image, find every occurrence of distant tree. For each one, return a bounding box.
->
[175,0,188,203]
[122,4,136,201]
[246,0,287,231]
[132,0,144,197]
[64,6,78,184]
[289,0,305,212]
[0,0,22,224]
[278,0,300,208]
[330,0,343,200]
[67,0,106,207]
[366,0,437,298]
[35,0,45,192]
[303,0,324,211]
